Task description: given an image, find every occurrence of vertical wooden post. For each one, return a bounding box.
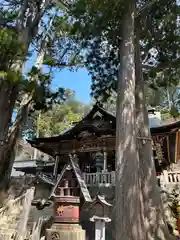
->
[18,187,35,240]
[176,206,180,237]
[163,170,169,184]
[177,217,180,236]
[103,150,107,172]
[53,155,59,178]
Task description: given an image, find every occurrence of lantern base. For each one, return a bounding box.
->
[46,224,86,240]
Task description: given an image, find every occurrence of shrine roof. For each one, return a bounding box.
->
[14,164,54,174]
[93,195,112,206]
[151,120,180,135]
[27,104,116,145]
[26,104,180,156]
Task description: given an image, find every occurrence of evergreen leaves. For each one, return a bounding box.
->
[71,0,180,103]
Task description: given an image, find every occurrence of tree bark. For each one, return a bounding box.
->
[0,80,19,192]
[135,19,175,240]
[115,1,142,239]
[0,94,32,191]
[0,81,18,142]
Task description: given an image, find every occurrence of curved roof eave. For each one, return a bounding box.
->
[151,120,180,134]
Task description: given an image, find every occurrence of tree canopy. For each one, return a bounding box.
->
[0,0,82,188]
[69,0,180,102]
[37,95,89,137]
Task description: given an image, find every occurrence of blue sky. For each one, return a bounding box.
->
[24,50,92,104]
[52,68,91,104]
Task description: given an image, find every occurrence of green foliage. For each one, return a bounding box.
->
[0,28,26,84]
[0,28,26,64]
[37,97,89,137]
[42,13,83,70]
[145,86,166,107]
[170,105,180,119]
[161,109,170,114]
[160,110,173,123]
[0,2,82,118]
[22,91,89,138]
[0,0,83,115]
[43,56,57,67]
[168,188,180,220]
[71,0,180,102]
[0,0,87,187]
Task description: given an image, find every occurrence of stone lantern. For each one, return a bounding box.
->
[88,195,112,240]
[46,155,92,240]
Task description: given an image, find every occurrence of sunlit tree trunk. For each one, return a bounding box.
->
[135,19,174,240]
[115,1,142,239]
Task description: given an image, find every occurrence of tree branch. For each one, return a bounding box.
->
[9,94,33,143]
[16,0,29,30]
[30,0,51,34]
[53,0,71,12]
[136,0,160,17]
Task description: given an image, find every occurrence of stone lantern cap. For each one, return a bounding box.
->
[90,216,111,223]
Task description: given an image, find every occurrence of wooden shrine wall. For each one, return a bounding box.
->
[38,136,116,154]
[175,131,180,162]
[152,131,180,165]
[36,133,179,165]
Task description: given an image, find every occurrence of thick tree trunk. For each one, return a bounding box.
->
[135,21,174,240]
[0,72,23,192]
[0,81,18,191]
[0,81,18,142]
[0,143,16,191]
[0,93,32,191]
[115,1,142,239]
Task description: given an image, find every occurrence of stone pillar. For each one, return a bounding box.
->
[163,170,169,184]
[95,220,105,240]
[90,216,111,240]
